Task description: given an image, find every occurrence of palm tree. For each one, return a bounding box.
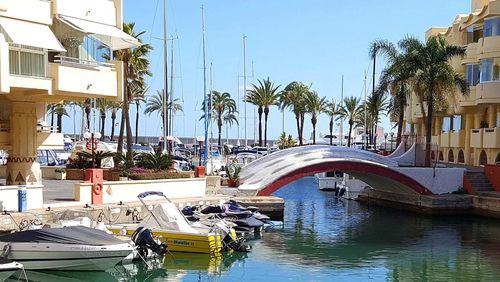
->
[108,102,121,141]
[304,91,327,144]
[144,90,183,136]
[338,96,363,147]
[131,87,147,144]
[246,78,281,146]
[324,100,340,145]
[95,98,109,140]
[47,102,69,133]
[110,22,153,162]
[204,91,238,147]
[404,36,468,166]
[280,82,309,145]
[366,92,389,145]
[373,38,416,146]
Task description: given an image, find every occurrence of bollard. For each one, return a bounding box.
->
[18,186,27,212]
[84,169,103,205]
[194,166,206,178]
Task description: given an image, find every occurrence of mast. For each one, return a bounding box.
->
[162,0,169,151]
[202,5,208,165]
[340,75,344,146]
[364,71,367,150]
[237,74,240,145]
[210,62,214,173]
[372,45,377,145]
[169,35,175,138]
[243,35,247,147]
[252,60,256,146]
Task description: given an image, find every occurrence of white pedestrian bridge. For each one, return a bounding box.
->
[237,145,465,196]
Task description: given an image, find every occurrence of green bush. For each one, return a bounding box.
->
[135,152,173,171]
[128,171,193,180]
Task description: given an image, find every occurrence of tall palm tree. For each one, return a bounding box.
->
[338,96,363,147]
[366,92,389,145]
[47,102,69,133]
[324,100,340,145]
[304,91,327,144]
[245,78,281,146]
[373,38,416,146]
[95,98,109,140]
[109,102,121,141]
[110,22,153,162]
[131,87,148,144]
[144,90,183,137]
[204,91,238,147]
[280,82,309,145]
[404,36,468,166]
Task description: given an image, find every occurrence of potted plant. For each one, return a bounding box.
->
[119,170,129,181]
[225,164,241,187]
[54,168,66,180]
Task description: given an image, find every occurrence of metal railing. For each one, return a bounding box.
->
[53,55,115,69]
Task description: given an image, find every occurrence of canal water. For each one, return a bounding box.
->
[10,177,500,281]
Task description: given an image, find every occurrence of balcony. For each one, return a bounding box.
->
[450,130,465,148]
[479,36,500,59]
[7,44,52,94]
[483,127,500,148]
[476,81,500,104]
[50,57,123,100]
[440,132,451,148]
[459,86,477,106]
[431,135,440,146]
[462,42,479,64]
[471,128,484,148]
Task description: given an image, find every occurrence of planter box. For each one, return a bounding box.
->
[103,170,120,181]
[66,169,85,180]
[55,172,66,180]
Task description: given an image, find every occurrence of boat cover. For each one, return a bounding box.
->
[139,203,200,234]
[0,226,124,246]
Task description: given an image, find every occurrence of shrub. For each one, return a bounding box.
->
[66,156,91,169]
[225,164,241,180]
[136,152,173,171]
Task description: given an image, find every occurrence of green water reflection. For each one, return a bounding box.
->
[6,177,500,281]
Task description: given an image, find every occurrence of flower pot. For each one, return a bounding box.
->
[66,169,85,180]
[227,179,239,187]
[55,172,66,180]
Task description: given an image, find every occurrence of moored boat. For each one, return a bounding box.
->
[0,257,23,281]
[0,226,134,271]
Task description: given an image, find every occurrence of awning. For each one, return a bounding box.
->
[56,15,141,50]
[0,17,66,51]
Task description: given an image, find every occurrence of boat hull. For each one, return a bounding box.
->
[0,242,133,271]
[108,226,222,254]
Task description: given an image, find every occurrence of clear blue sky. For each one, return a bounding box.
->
[64,0,471,142]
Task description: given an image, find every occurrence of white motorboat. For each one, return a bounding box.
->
[337,173,370,200]
[315,171,344,191]
[0,226,134,271]
[0,257,23,281]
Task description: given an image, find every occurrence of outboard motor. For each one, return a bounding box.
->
[132,227,167,258]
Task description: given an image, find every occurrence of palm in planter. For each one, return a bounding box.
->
[225,164,241,187]
[136,152,173,172]
[76,151,116,168]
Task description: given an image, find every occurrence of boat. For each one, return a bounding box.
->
[0,226,134,271]
[107,191,225,255]
[337,173,369,200]
[0,257,23,281]
[315,171,344,191]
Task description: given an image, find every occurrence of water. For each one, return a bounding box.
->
[8,177,500,281]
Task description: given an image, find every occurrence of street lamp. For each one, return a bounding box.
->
[390,132,395,151]
[84,131,101,168]
[384,132,388,151]
[196,136,205,166]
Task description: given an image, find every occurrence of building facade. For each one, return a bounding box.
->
[0,0,137,185]
[404,0,500,166]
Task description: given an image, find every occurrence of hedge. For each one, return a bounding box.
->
[128,171,193,180]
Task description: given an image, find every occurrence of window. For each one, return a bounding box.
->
[483,17,500,37]
[9,44,46,77]
[481,58,493,82]
[453,115,462,131]
[442,117,451,133]
[65,36,111,64]
[466,64,480,86]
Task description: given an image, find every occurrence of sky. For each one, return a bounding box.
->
[63,0,471,142]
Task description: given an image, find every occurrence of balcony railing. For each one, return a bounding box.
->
[483,127,500,148]
[53,55,115,70]
[471,129,483,148]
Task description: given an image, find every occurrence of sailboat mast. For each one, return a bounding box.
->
[202,5,208,165]
[243,35,247,147]
[169,35,174,138]
[237,74,240,145]
[340,75,344,146]
[162,0,169,151]
[364,71,367,150]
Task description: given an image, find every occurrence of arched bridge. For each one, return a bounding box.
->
[237,145,465,196]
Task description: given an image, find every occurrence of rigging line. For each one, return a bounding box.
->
[148,0,160,43]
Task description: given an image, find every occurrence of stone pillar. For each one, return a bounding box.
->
[488,105,496,128]
[6,102,41,185]
[474,109,484,128]
[464,113,473,165]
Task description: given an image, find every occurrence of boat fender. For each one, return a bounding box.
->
[339,188,346,197]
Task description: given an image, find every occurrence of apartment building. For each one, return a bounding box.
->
[405,0,500,166]
[0,0,138,185]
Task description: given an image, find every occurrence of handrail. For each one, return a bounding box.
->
[53,55,115,69]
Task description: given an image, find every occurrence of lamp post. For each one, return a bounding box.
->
[384,132,388,151]
[84,131,101,168]
[196,136,205,166]
[390,132,394,151]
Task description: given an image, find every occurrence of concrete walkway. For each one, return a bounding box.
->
[1,178,78,204]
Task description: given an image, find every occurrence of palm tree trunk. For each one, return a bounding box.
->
[111,110,116,142]
[85,106,91,132]
[295,114,301,146]
[264,107,269,146]
[312,119,316,145]
[258,107,263,147]
[397,107,404,146]
[329,118,333,145]
[425,93,433,167]
[348,123,353,147]
[117,108,125,153]
[56,113,62,133]
[300,113,305,145]
[100,110,106,141]
[135,101,140,144]
[50,110,54,127]
[218,117,222,147]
